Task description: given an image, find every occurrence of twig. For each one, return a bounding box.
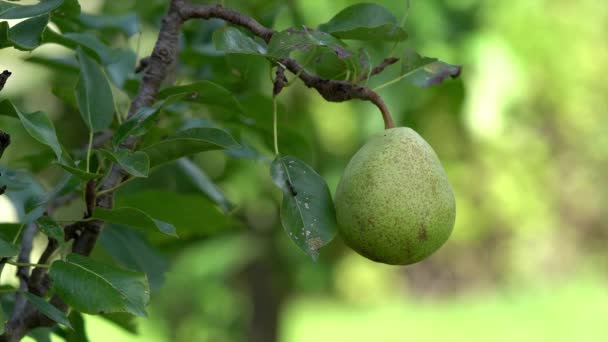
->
[0,1,399,339]
[180,3,394,127]
[355,57,399,83]
[7,224,38,338]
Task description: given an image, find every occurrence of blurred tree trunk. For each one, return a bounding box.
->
[244,243,286,342]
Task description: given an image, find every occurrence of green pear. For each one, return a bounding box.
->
[335,127,455,265]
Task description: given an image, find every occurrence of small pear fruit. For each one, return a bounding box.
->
[335,127,455,265]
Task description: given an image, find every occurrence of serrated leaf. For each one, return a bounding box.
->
[0,237,19,257]
[318,3,407,41]
[113,94,187,147]
[92,207,177,237]
[267,27,352,59]
[400,49,462,87]
[55,162,102,181]
[75,47,114,132]
[100,149,149,178]
[50,254,150,316]
[177,158,234,213]
[7,14,48,50]
[270,156,337,260]
[213,26,267,56]
[157,80,244,114]
[142,127,239,168]
[0,0,63,19]
[0,99,63,161]
[36,216,65,244]
[77,13,139,37]
[24,292,72,329]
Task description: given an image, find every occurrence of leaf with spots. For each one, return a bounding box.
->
[270,155,337,260]
[400,48,462,87]
[213,26,268,56]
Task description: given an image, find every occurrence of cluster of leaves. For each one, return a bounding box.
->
[0,0,459,339]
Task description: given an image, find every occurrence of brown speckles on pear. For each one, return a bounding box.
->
[334,127,456,265]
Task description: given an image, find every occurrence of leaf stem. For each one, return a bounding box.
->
[372,69,416,92]
[11,223,24,244]
[273,96,279,155]
[86,131,94,173]
[97,176,135,196]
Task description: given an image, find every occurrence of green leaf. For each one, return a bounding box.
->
[55,162,102,181]
[0,22,9,49]
[75,47,114,132]
[267,27,352,59]
[105,49,136,88]
[43,30,119,65]
[0,224,21,242]
[213,26,267,56]
[65,311,89,342]
[157,81,244,114]
[7,14,48,50]
[270,156,337,260]
[54,0,81,18]
[0,304,5,335]
[177,158,234,213]
[99,225,168,291]
[92,207,177,237]
[25,55,79,73]
[318,3,408,41]
[142,128,239,168]
[0,237,19,257]
[77,13,139,36]
[115,191,239,239]
[112,94,187,147]
[0,0,63,19]
[0,100,63,161]
[24,292,72,329]
[50,254,150,316]
[100,312,137,335]
[36,216,65,244]
[400,49,462,87]
[100,149,149,178]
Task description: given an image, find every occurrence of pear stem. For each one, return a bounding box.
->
[369,91,395,129]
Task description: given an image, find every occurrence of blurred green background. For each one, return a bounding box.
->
[1,0,607,341]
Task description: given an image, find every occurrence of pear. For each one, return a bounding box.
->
[335,127,455,265]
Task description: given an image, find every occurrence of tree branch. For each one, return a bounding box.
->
[1,1,398,339]
[180,3,394,128]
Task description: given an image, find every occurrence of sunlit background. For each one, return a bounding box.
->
[1,0,607,341]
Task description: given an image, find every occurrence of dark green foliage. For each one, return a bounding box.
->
[0,0,461,339]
